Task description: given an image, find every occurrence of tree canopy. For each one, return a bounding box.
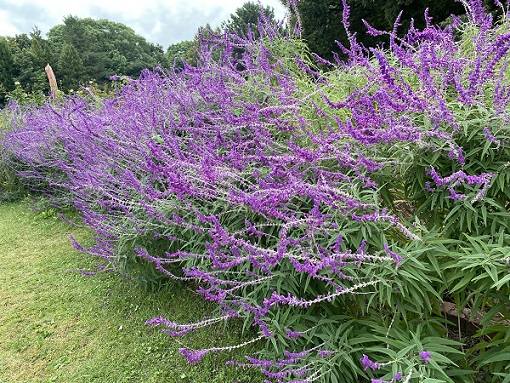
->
[222,1,277,38]
[0,38,15,105]
[6,28,53,96]
[57,43,85,92]
[1,16,168,104]
[48,16,168,83]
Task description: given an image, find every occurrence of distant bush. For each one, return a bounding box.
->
[2,1,509,382]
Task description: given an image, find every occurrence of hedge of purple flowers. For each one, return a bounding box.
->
[2,1,510,382]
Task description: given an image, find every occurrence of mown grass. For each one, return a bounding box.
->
[0,201,261,383]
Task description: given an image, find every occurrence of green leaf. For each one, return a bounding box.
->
[449,272,476,293]
[497,171,506,192]
[446,369,477,377]
[477,352,510,365]
[395,344,417,359]
[481,204,487,226]
[492,273,510,290]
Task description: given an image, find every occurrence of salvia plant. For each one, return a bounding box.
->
[1,0,510,382]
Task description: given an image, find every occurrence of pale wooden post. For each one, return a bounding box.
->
[45,64,58,101]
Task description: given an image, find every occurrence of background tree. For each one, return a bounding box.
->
[48,16,168,84]
[222,1,277,38]
[222,2,281,70]
[0,38,15,106]
[6,28,53,96]
[167,24,222,68]
[166,39,196,69]
[57,43,85,92]
[1,17,180,101]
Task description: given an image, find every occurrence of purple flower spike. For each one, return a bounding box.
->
[285,329,303,339]
[419,351,433,364]
[318,350,334,358]
[370,371,403,383]
[360,354,380,371]
[179,348,209,365]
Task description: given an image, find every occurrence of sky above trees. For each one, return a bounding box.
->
[0,0,286,49]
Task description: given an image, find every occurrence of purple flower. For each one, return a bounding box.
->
[285,329,303,339]
[384,243,404,267]
[318,350,334,358]
[360,354,381,371]
[363,19,386,37]
[419,351,433,364]
[179,348,209,365]
[370,371,403,383]
[448,187,466,201]
[483,127,501,148]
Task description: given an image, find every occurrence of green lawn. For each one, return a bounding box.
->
[0,202,260,383]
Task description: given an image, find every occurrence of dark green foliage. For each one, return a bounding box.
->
[166,40,195,68]
[0,38,15,106]
[287,0,347,61]
[57,43,85,92]
[0,163,29,202]
[222,1,277,38]
[281,0,466,60]
[0,16,170,98]
[7,28,52,96]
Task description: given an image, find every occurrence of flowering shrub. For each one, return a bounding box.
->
[2,1,510,382]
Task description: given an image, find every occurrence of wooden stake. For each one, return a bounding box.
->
[45,64,58,101]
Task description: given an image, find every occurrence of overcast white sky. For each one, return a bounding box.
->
[0,0,287,49]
